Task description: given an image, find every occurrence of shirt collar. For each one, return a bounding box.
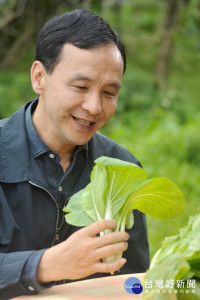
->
[25,99,89,158]
[25,99,50,157]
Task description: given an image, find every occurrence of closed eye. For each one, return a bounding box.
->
[104,91,117,97]
[75,86,87,90]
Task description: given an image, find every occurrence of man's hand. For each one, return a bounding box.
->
[36,219,129,283]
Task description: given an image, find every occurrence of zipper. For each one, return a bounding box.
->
[29,181,61,246]
[55,200,69,243]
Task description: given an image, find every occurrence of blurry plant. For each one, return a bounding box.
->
[0,71,34,118]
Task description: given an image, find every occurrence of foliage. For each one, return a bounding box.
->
[64,156,185,263]
[142,214,200,299]
[0,70,34,118]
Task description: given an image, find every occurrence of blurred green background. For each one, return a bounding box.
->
[0,0,199,260]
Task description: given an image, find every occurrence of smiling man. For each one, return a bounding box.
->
[0,9,149,299]
[31,43,123,171]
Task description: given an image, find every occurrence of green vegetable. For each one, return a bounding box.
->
[142,214,200,300]
[63,156,185,262]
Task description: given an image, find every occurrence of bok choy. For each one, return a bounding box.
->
[142,214,200,300]
[63,156,185,262]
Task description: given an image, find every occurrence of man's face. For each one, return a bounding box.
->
[34,43,124,149]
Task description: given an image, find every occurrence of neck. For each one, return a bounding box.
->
[59,151,74,172]
[32,103,75,172]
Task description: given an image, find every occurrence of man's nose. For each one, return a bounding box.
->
[81,93,102,115]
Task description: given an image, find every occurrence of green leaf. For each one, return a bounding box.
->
[81,169,107,221]
[121,177,185,223]
[125,211,134,229]
[63,189,94,226]
[65,211,93,227]
[63,157,185,240]
[63,189,83,214]
[150,214,200,268]
[142,253,190,299]
[81,156,146,223]
[142,214,200,300]
[145,252,191,286]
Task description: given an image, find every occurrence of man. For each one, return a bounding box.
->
[0,9,149,299]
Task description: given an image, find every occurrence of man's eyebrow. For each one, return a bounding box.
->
[69,73,92,81]
[108,82,121,90]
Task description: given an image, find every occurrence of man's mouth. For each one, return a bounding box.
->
[73,116,95,127]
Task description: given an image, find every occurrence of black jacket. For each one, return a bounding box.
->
[0,101,149,299]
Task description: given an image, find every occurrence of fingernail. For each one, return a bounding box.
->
[121,258,126,264]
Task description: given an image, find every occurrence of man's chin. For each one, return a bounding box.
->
[67,135,93,147]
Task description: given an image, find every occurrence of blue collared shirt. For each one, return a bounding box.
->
[0,99,149,297]
[25,100,88,202]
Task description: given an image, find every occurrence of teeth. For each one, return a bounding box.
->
[76,118,91,126]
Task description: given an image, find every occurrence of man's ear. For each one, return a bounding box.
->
[31,61,47,95]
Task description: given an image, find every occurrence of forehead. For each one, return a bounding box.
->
[56,43,124,79]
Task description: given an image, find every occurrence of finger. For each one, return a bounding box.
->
[93,242,128,262]
[94,258,127,274]
[83,219,117,237]
[94,231,129,249]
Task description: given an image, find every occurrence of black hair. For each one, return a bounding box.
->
[35,9,126,73]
